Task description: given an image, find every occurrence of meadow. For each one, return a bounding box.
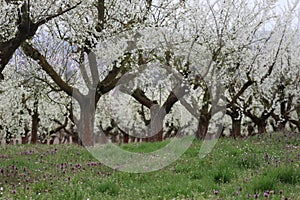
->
[0,132,299,200]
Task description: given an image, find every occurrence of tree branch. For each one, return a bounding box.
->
[0,1,81,79]
[21,42,82,101]
[35,2,82,27]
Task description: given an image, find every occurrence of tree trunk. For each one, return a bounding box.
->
[78,103,95,147]
[197,121,208,139]
[227,108,242,138]
[247,124,254,136]
[231,118,242,138]
[257,121,267,134]
[149,104,164,142]
[21,135,29,144]
[132,88,181,143]
[21,127,30,144]
[271,114,287,132]
[72,134,82,146]
[196,113,210,139]
[123,133,129,143]
[130,136,136,143]
[244,109,272,136]
[277,121,287,132]
[157,129,163,141]
[30,100,39,144]
[49,137,54,145]
[148,129,163,142]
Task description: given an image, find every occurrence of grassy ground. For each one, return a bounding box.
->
[0,132,299,200]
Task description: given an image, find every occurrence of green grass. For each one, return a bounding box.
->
[0,131,299,199]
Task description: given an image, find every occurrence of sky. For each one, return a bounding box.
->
[276,0,300,13]
[277,0,299,7]
[276,0,300,27]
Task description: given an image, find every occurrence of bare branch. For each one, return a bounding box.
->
[21,42,82,101]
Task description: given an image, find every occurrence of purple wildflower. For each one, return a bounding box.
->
[214,189,219,195]
[264,192,269,198]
